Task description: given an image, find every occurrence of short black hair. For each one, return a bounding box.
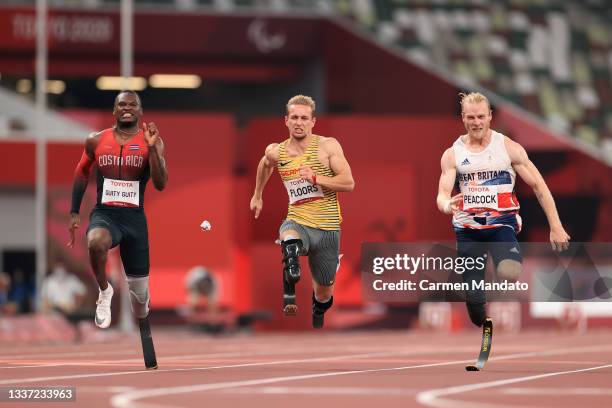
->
[115,90,141,106]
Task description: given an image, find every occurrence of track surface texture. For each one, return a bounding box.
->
[1,329,611,408]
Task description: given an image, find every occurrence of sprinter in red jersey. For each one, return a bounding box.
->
[67,91,167,369]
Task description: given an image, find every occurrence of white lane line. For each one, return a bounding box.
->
[0,349,430,385]
[76,386,138,393]
[0,350,136,361]
[0,343,136,357]
[416,364,612,408]
[0,330,588,360]
[502,387,612,396]
[0,349,297,369]
[0,342,294,361]
[110,359,477,408]
[0,344,450,370]
[222,386,418,396]
[110,343,612,408]
[0,339,454,363]
[0,338,488,371]
[0,363,68,369]
[0,337,326,359]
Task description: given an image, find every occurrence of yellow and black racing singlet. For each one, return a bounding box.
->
[277,135,341,230]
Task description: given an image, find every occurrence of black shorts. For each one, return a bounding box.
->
[455,226,522,304]
[455,226,523,266]
[87,208,150,277]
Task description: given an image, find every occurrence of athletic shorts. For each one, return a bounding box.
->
[455,226,523,265]
[279,219,340,286]
[87,208,150,277]
[455,226,522,304]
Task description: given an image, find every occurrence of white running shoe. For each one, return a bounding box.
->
[95,284,114,329]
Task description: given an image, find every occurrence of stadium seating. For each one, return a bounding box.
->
[3,0,611,160]
[356,0,611,154]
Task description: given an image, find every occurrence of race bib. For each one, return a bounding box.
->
[463,185,499,211]
[284,178,324,205]
[101,178,140,207]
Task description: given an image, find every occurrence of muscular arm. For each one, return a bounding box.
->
[67,133,98,247]
[70,133,98,214]
[309,138,355,192]
[250,144,279,218]
[149,138,168,191]
[506,137,570,250]
[254,144,278,198]
[436,148,461,214]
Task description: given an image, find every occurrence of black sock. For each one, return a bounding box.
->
[312,292,333,315]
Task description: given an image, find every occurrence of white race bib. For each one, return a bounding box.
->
[283,178,324,205]
[463,185,499,211]
[101,178,140,207]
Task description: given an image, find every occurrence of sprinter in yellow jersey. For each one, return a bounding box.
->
[250,95,355,328]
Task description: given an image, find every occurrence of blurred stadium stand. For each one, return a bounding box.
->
[0,86,92,139]
[1,0,611,161]
[363,0,612,159]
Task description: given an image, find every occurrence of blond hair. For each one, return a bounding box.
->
[459,92,491,113]
[286,94,316,116]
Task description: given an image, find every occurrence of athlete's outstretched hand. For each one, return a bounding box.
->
[143,122,159,147]
[550,226,570,252]
[250,196,263,219]
[67,213,80,248]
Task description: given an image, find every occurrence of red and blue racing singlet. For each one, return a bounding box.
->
[93,128,150,209]
[452,131,521,232]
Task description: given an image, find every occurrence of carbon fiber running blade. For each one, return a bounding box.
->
[466,318,493,372]
[139,317,158,370]
[283,275,297,316]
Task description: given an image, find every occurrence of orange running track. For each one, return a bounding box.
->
[1,329,611,408]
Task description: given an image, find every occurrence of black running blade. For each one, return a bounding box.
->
[283,276,296,316]
[139,318,158,370]
[312,312,324,329]
[466,318,493,372]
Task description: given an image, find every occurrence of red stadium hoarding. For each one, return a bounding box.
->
[0,6,320,79]
[0,7,116,53]
[2,112,612,330]
[0,6,321,56]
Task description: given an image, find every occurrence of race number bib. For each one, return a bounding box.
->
[284,178,324,205]
[101,178,140,207]
[463,185,499,211]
